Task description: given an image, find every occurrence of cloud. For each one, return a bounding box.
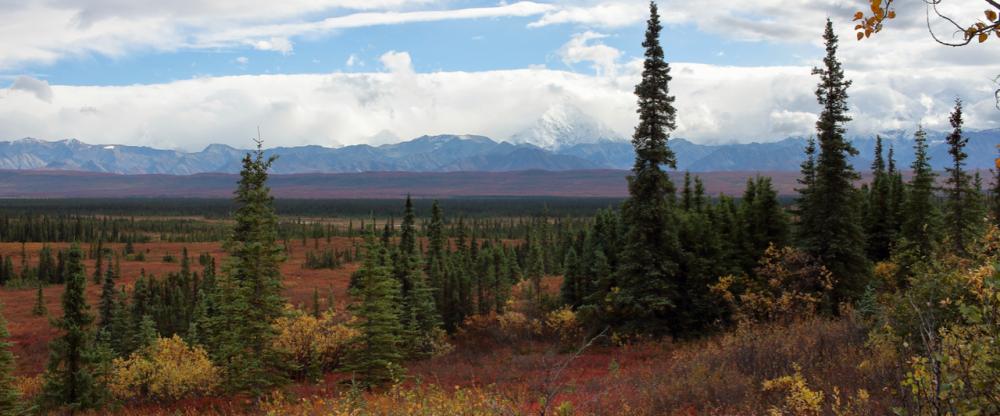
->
[250,37,293,54]
[0,1,552,69]
[8,76,53,102]
[235,56,249,65]
[380,50,412,74]
[559,32,621,77]
[345,54,361,67]
[529,1,646,28]
[0,64,995,151]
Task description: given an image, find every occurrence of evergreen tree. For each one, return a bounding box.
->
[991,145,1000,227]
[98,266,115,330]
[32,282,46,317]
[211,140,287,393]
[92,242,103,285]
[865,135,894,261]
[900,127,940,260]
[345,232,404,388]
[560,247,582,307]
[800,20,869,305]
[608,1,683,335]
[943,98,979,255]
[886,144,906,241]
[741,176,789,267]
[0,304,19,416]
[41,244,107,412]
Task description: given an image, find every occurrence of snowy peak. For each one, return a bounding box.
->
[509,103,624,151]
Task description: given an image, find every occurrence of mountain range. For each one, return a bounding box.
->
[1,104,997,175]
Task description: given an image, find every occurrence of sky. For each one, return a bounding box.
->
[0,0,997,151]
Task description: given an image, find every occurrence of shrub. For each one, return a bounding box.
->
[712,245,835,325]
[109,335,219,402]
[259,384,518,416]
[271,308,358,380]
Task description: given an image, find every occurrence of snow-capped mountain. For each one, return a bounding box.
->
[509,103,625,151]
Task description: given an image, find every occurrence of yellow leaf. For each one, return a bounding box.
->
[986,10,997,22]
[887,10,896,19]
[871,0,882,15]
[979,32,989,43]
[857,32,865,41]
[854,11,864,21]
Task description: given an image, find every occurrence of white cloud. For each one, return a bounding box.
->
[379,51,413,74]
[345,54,362,67]
[250,37,293,54]
[0,1,551,69]
[0,64,995,151]
[530,1,646,28]
[559,32,621,77]
[8,76,53,102]
[235,56,249,65]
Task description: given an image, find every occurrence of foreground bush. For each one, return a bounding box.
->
[272,308,359,380]
[108,335,219,402]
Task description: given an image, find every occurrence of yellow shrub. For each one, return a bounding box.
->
[14,375,42,400]
[272,309,359,379]
[712,245,834,324]
[762,364,823,416]
[543,307,582,348]
[109,335,219,402]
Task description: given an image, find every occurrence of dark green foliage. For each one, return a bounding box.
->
[608,1,683,336]
[41,244,108,412]
[345,232,404,388]
[864,136,895,262]
[0,305,19,416]
[98,266,115,331]
[32,282,46,317]
[798,20,869,306]
[943,98,982,256]
[740,176,790,268]
[899,127,940,262]
[209,141,288,393]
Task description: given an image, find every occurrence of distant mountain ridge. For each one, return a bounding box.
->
[2,129,998,175]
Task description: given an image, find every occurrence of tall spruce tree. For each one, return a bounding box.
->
[609,1,683,335]
[0,305,19,416]
[800,19,869,305]
[900,127,939,260]
[41,244,106,412]
[212,139,287,393]
[865,135,894,261]
[887,144,906,238]
[345,231,404,387]
[943,98,979,255]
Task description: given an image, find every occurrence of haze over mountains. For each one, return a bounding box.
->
[1,106,998,175]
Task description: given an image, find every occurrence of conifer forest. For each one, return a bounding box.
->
[1,1,999,415]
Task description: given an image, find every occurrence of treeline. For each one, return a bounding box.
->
[0,197,624,219]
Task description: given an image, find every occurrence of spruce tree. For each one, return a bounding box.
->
[887,144,906,236]
[98,266,115,330]
[741,176,789,267]
[32,282,46,317]
[991,145,1000,227]
[900,127,939,260]
[41,244,106,411]
[943,98,979,256]
[865,135,894,261]
[345,232,404,388]
[800,19,869,305]
[0,305,17,416]
[610,1,683,335]
[212,139,287,393]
